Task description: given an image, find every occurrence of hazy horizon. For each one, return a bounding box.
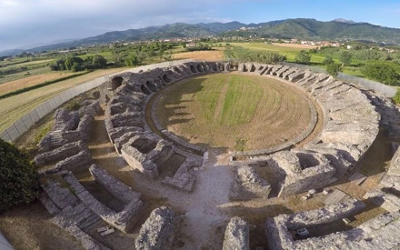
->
[1,0,400,51]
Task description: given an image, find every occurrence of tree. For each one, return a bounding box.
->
[362,61,400,85]
[91,55,107,68]
[64,56,83,71]
[71,62,82,72]
[339,51,352,66]
[323,56,334,65]
[295,50,311,64]
[326,63,342,77]
[0,139,39,211]
[163,52,173,61]
[125,53,141,66]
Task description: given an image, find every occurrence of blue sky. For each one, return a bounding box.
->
[0,0,400,51]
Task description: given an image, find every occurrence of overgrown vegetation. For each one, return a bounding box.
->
[51,55,107,72]
[326,63,343,77]
[0,139,40,211]
[224,45,286,64]
[393,89,400,104]
[361,61,400,85]
[295,50,311,64]
[65,100,81,111]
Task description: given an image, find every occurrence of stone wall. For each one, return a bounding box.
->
[229,165,271,200]
[265,199,366,250]
[222,217,250,250]
[135,206,181,250]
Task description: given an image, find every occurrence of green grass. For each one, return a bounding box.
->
[228,42,367,77]
[156,73,312,150]
[220,75,263,126]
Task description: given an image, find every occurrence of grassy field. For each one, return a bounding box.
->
[172,50,224,61]
[156,73,313,150]
[0,71,78,95]
[0,68,127,132]
[229,42,326,63]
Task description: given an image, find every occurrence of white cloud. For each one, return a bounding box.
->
[0,0,275,50]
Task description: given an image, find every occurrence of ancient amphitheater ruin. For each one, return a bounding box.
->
[33,60,400,250]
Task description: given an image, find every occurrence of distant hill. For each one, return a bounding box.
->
[220,18,400,44]
[2,18,400,56]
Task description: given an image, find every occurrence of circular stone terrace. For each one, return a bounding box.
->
[30,60,400,250]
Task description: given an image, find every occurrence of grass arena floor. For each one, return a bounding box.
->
[156,73,314,151]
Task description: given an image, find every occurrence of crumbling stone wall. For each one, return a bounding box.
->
[265,199,366,250]
[222,217,250,250]
[64,169,144,233]
[135,206,181,250]
[121,134,174,179]
[229,165,271,200]
[162,157,202,192]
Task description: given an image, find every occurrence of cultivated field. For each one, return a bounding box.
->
[172,51,224,61]
[229,42,326,63]
[156,73,314,151]
[0,68,127,132]
[0,71,77,95]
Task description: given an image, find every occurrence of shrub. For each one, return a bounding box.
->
[66,101,81,111]
[339,51,352,66]
[295,50,311,64]
[326,63,343,77]
[362,61,400,85]
[0,139,39,211]
[393,89,400,104]
[323,56,334,65]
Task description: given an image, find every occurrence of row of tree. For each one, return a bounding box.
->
[50,55,108,72]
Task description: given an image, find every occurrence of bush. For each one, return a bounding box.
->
[393,89,400,104]
[91,55,107,68]
[362,61,400,85]
[295,50,311,64]
[340,51,352,66]
[71,62,82,72]
[323,56,334,65]
[66,101,81,111]
[326,63,343,77]
[0,139,39,211]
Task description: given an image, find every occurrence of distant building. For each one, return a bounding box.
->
[186,42,196,48]
[347,45,352,50]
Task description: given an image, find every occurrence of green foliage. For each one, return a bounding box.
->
[90,55,107,69]
[65,100,81,111]
[125,53,141,66]
[34,123,52,145]
[362,61,400,85]
[295,50,311,64]
[326,63,343,77]
[51,55,107,72]
[234,138,248,151]
[224,46,286,64]
[185,43,212,52]
[323,56,334,65]
[0,139,40,211]
[393,89,400,104]
[71,62,82,72]
[65,56,83,70]
[339,51,352,65]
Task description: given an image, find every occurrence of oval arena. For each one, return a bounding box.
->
[33,60,400,250]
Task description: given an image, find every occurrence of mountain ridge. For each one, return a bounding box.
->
[1,18,400,56]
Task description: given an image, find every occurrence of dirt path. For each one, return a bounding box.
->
[177,150,233,250]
